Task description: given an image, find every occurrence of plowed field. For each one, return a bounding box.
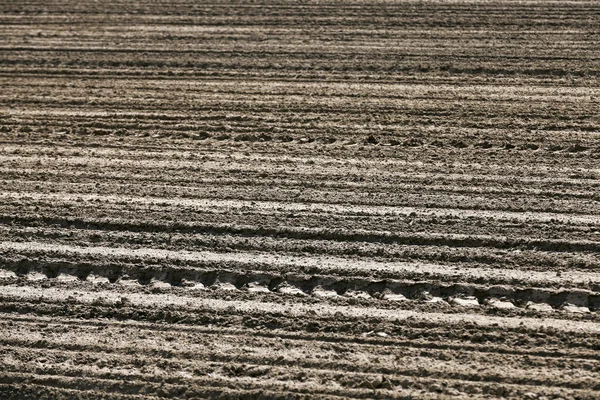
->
[1,0,600,399]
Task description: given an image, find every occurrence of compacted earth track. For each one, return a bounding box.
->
[1,0,600,399]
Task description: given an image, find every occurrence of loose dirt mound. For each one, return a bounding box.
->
[1,0,600,399]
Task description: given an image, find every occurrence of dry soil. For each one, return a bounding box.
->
[1,0,600,399]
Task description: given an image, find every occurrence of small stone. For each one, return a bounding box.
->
[27,271,47,281]
[487,298,515,309]
[312,287,339,298]
[278,285,306,296]
[149,279,171,289]
[0,270,17,278]
[212,282,237,291]
[117,275,141,287]
[180,279,195,287]
[344,290,371,300]
[488,285,515,297]
[526,302,553,312]
[186,283,206,291]
[445,388,462,396]
[87,274,110,284]
[246,282,270,293]
[181,279,205,290]
[382,293,408,302]
[451,297,479,307]
[425,296,445,304]
[562,304,590,314]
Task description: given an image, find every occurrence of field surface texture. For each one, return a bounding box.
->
[1,0,600,399]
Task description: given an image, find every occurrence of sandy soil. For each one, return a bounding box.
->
[1,0,600,399]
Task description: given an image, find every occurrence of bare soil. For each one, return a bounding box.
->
[1,0,600,399]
